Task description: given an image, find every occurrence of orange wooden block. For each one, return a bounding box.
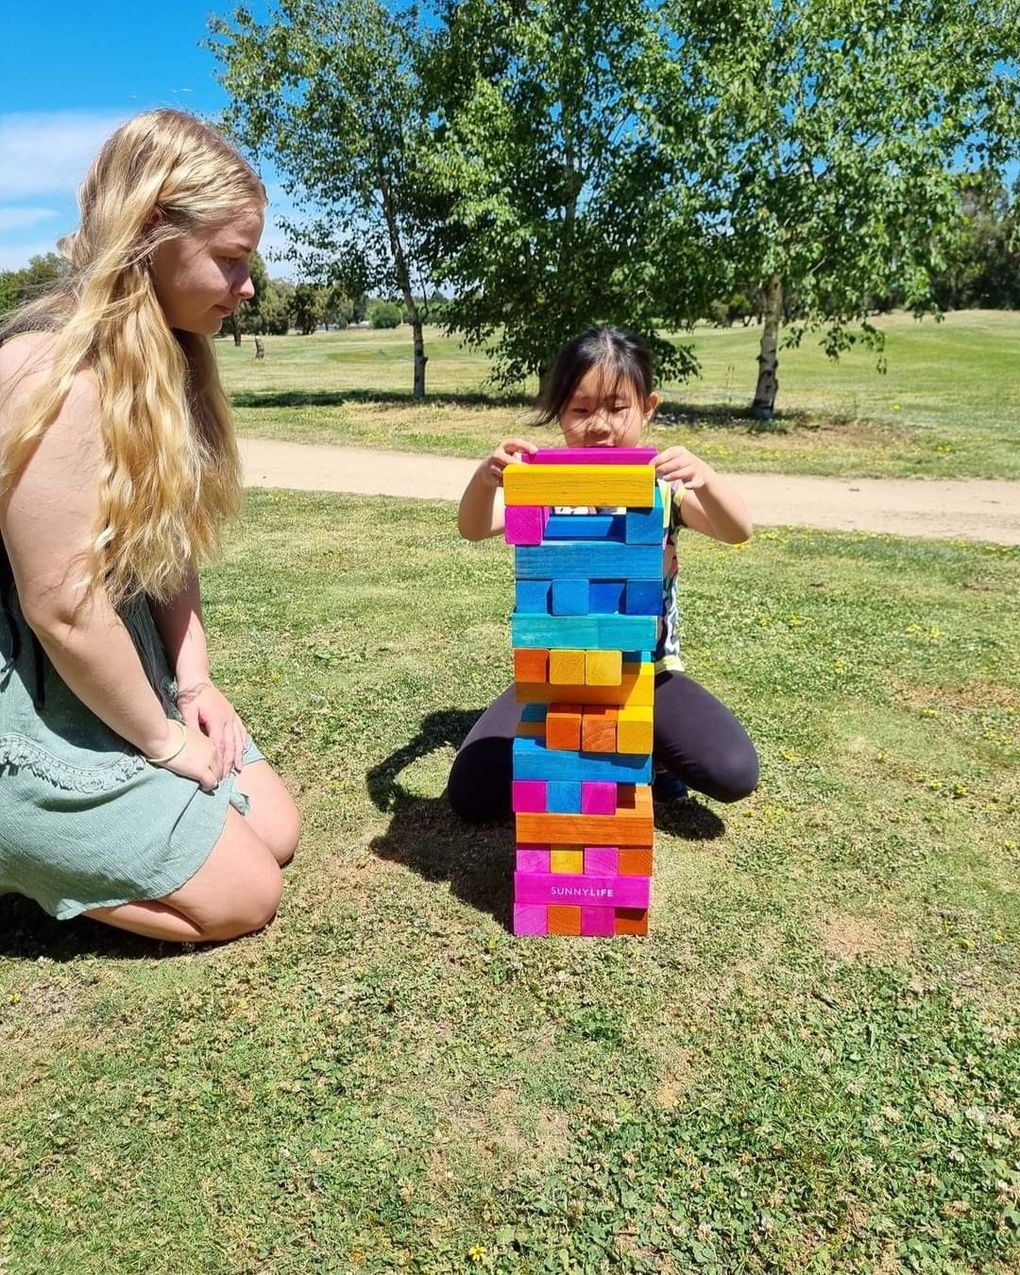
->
[514,648,549,683]
[546,704,582,750]
[516,660,653,708]
[618,848,653,876]
[614,908,648,936]
[516,788,653,847]
[581,706,617,753]
[548,905,582,935]
[549,649,586,684]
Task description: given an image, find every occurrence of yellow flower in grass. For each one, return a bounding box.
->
[468,1245,487,1263]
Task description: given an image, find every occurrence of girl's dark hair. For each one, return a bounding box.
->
[534,326,654,426]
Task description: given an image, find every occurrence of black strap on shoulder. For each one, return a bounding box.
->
[0,534,45,708]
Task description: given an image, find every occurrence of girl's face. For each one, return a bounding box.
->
[557,365,659,449]
[151,204,264,335]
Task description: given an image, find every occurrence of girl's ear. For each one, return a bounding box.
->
[644,391,661,421]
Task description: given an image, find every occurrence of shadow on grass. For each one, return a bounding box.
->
[365,707,727,932]
[0,895,178,961]
[231,388,535,411]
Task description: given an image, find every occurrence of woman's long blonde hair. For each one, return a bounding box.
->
[0,108,266,606]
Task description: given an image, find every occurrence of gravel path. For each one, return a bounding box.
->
[238,437,1020,546]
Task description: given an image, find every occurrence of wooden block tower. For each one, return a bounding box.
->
[504,447,663,937]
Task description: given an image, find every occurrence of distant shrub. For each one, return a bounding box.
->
[369,300,404,329]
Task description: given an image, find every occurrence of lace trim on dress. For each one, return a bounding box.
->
[0,732,146,793]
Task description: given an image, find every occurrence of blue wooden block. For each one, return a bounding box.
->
[510,614,658,651]
[589,580,625,613]
[515,579,551,614]
[547,781,582,813]
[625,485,666,544]
[622,650,655,664]
[625,580,662,615]
[544,513,625,541]
[515,542,662,580]
[521,703,547,723]
[513,736,652,784]
[551,579,590,615]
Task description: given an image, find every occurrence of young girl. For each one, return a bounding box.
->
[0,110,300,943]
[449,325,758,822]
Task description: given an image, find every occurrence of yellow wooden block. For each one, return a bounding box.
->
[585,650,622,686]
[516,660,654,708]
[550,849,584,874]
[503,464,654,508]
[515,718,545,738]
[549,649,586,684]
[617,705,654,754]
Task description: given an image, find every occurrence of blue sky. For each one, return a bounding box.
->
[0,0,291,271]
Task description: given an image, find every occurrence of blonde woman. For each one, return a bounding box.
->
[0,110,300,943]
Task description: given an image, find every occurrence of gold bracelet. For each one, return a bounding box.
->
[146,719,188,765]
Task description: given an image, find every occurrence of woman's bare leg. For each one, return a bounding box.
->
[85,807,283,943]
[234,759,301,866]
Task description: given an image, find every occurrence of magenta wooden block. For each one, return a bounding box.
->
[529,448,658,466]
[505,505,548,546]
[512,780,547,813]
[584,846,619,873]
[516,846,550,872]
[513,903,548,936]
[514,871,650,909]
[581,906,617,937]
[581,781,617,815]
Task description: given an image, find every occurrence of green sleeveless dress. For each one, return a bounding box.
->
[0,546,262,920]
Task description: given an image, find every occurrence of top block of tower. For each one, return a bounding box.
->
[503,463,655,509]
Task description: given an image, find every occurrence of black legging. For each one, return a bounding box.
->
[447,671,759,824]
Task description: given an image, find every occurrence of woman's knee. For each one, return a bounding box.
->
[708,744,760,803]
[201,861,283,941]
[447,739,512,823]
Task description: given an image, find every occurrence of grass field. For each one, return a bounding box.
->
[217,310,1020,480]
[2,492,1018,1272]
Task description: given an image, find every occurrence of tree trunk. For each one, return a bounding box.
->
[410,316,428,399]
[751,274,783,419]
[228,314,242,347]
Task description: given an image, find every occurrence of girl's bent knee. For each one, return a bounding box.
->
[205,864,283,941]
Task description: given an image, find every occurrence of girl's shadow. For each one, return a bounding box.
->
[366,708,726,930]
[367,709,517,928]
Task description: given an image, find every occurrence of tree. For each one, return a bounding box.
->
[931,176,1020,310]
[368,298,403,328]
[0,252,69,318]
[209,0,455,397]
[225,248,272,344]
[289,282,326,334]
[428,0,719,386]
[654,0,1020,417]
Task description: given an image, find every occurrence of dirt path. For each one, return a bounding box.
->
[238,437,1020,546]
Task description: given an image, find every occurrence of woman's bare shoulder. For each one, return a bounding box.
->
[0,333,97,418]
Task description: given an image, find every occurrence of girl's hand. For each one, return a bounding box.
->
[482,438,537,489]
[176,680,248,779]
[153,723,223,792]
[653,446,716,491]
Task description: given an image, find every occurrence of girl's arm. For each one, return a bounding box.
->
[653,446,752,544]
[457,437,536,541]
[149,571,247,778]
[0,348,221,789]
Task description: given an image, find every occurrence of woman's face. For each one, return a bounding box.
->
[151,204,264,335]
[557,365,659,449]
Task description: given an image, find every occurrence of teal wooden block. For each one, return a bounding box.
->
[521,703,548,723]
[511,614,658,651]
[515,542,662,580]
[513,736,652,784]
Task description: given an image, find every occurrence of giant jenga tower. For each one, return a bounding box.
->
[503,448,663,937]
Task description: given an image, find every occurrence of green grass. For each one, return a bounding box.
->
[2,493,1019,1272]
[218,310,1020,479]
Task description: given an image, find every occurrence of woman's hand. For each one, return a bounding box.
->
[176,680,247,779]
[481,438,537,489]
[653,446,717,491]
[149,722,223,792]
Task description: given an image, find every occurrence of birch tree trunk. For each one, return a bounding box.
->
[751,274,783,419]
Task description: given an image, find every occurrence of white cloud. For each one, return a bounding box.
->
[0,207,59,233]
[0,111,128,200]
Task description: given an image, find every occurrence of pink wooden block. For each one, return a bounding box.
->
[584,846,619,874]
[581,906,617,937]
[529,448,658,466]
[512,780,547,813]
[504,505,548,546]
[581,781,617,815]
[516,846,550,872]
[514,871,650,909]
[513,903,548,936]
